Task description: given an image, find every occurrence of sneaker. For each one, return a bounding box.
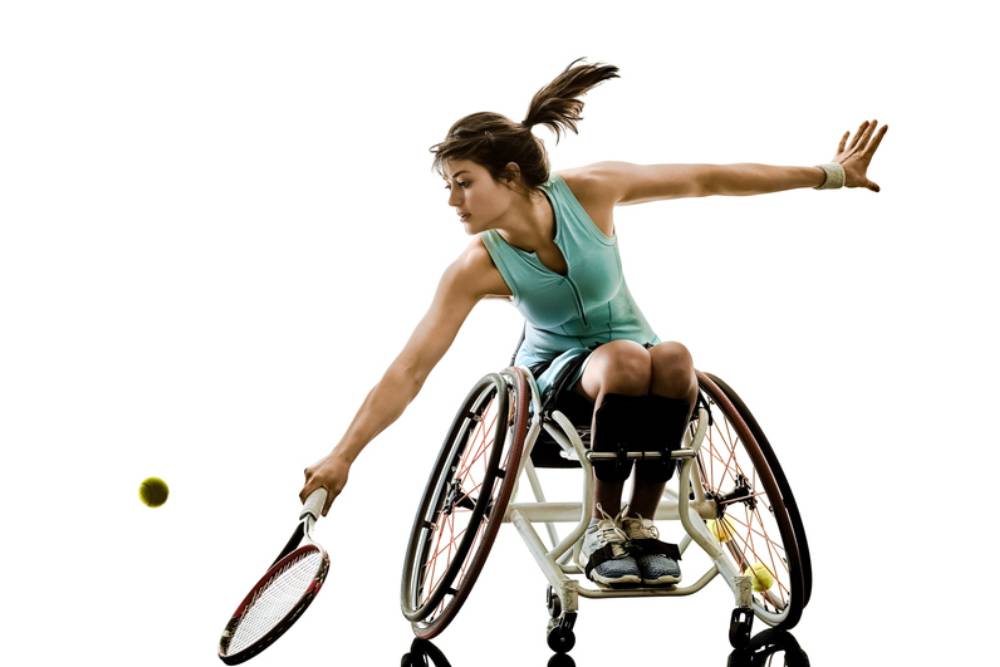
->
[621,511,682,586]
[580,505,642,587]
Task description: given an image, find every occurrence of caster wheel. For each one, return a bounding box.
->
[545,586,562,619]
[547,626,576,654]
[729,607,753,649]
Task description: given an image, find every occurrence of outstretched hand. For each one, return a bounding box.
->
[833,119,888,192]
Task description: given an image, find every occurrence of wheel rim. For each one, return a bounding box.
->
[694,373,804,628]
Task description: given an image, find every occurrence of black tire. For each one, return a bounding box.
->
[705,372,813,607]
[547,626,576,654]
[400,368,529,638]
[695,372,807,630]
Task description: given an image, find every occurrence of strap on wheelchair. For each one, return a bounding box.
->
[629,539,682,561]
[583,544,625,579]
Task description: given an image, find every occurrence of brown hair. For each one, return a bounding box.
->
[429,57,620,193]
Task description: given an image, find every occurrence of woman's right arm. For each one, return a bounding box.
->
[300,243,495,514]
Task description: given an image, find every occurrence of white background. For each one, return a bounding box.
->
[1,1,996,664]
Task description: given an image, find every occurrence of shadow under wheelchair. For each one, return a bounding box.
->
[399,364,812,658]
[400,629,811,667]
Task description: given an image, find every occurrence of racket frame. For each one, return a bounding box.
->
[218,490,329,664]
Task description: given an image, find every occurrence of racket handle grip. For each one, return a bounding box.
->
[301,488,328,521]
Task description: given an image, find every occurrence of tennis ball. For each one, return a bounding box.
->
[744,562,775,592]
[706,517,734,542]
[139,477,169,507]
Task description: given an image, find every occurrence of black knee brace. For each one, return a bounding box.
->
[633,395,692,483]
[590,393,646,482]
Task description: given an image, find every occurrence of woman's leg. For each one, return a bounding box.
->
[626,342,698,519]
[570,340,653,516]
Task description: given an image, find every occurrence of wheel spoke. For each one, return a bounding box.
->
[422,516,473,573]
[455,408,498,480]
[455,515,489,588]
[420,505,453,603]
[453,479,485,510]
[725,512,786,552]
[723,507,791,606]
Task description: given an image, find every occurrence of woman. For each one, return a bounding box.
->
[300,57,887,588]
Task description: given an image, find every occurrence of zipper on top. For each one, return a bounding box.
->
[565,275,589,327]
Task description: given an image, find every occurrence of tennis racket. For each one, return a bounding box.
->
[218,488,330,664]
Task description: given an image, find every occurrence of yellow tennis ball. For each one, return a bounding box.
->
[706,517,734,542]
[744,562,775,592]
[139,477,169,507]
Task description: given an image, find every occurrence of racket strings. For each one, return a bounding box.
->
[225,549,325,656]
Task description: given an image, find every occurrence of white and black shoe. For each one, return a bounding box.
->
[580,504,642,587]
[621,511,682,586]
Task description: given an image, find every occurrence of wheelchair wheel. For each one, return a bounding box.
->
[705,372,813,607]
[694,372,807,630]
[400,367,529,639]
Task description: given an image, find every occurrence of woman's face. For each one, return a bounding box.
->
[442,159,517,233]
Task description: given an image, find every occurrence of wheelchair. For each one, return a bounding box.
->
[399,335,812,655]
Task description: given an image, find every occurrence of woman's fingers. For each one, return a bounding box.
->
[300,466,318,503]
[865,124,889,158]
[858,119,886,156]
[322,489,338,516]
[299,455,350,515]
[861,119,879,154]
[847,120,868,150]
[837,130,849,154]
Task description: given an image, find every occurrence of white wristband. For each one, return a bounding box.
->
[814,162,845,189]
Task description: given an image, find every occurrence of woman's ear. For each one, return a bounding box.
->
[502,161,527,192]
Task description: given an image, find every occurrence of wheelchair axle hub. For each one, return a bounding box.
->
[442,479,477,515]
[708,474,756,518]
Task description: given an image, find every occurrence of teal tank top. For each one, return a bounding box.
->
[479,174,660,397]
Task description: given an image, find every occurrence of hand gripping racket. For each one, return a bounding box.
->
[218,488,330,664]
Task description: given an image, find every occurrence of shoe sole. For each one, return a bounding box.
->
[641,575,681,586]
[589,573,642,587]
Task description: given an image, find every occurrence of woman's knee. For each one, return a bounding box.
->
[648,341,695,394]
[583,340,652,396]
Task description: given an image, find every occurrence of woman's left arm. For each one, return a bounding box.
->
[707,119,889,196]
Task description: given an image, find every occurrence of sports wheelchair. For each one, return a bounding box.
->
[400,338,812,655]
